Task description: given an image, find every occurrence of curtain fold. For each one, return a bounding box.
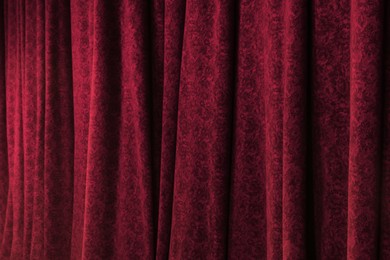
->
[0,0,389,259]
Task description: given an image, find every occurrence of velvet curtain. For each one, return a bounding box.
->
[0,0,389,259]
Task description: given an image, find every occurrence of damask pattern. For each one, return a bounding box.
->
[0,0,389,259]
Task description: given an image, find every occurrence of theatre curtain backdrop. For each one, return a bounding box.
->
[0,0,389,259]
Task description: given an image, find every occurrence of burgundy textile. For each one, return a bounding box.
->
[0,0,390,259]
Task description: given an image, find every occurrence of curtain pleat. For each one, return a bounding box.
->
[312,1,350,259]
[348,1,384,258]
[1,0,390,259]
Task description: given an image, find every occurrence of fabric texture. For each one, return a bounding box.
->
[0,0,389,259]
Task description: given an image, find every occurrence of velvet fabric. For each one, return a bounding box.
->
[0,0,389,259]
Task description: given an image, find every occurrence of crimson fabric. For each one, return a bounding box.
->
[0,0,390,259]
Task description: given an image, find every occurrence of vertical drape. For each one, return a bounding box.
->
[0,0,390,259]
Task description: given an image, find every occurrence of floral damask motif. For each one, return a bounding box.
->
[0,0,389,259]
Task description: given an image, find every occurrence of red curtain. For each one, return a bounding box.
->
[0,0,389,259]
